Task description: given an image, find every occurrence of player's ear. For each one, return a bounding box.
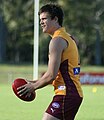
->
[54,16,58,23]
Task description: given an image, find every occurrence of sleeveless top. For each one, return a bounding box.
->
[52,27,83,97]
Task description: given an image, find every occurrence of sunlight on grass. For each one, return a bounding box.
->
[0,84,104,120]
[0,64,104,120]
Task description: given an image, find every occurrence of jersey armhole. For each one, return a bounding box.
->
[52,36,70,50]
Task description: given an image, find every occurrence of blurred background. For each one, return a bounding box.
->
[0,0,104,120]
[0,0,104,65]
[0,0,104,83]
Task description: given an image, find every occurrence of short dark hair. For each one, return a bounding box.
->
[38,3,64,26]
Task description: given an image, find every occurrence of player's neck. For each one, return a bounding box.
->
[49,26,61,36]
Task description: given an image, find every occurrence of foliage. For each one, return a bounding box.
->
[0,0,104,65]
[39,35,50,64]
[1,0,34,63]
[40,0,104,65]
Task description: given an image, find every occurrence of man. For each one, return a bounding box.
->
[18,3,83,120]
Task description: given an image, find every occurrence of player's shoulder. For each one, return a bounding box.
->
[51,37,67,45]
[50,37,67,50]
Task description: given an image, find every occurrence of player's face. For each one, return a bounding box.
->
[40,12,57,35]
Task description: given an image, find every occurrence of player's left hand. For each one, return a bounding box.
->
[17,82,35,97]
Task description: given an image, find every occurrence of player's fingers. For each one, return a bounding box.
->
[17,84,27,90]
[17,87,28,96]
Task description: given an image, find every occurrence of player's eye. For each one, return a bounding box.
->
[42,18,47,20]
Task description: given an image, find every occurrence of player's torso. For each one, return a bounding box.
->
[52,27,83,97]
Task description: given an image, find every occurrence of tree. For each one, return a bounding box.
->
[1,0,34,63]
[0,0,104,65]
[39,0,104,65]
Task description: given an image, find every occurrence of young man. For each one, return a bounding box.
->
[18,3,83,120]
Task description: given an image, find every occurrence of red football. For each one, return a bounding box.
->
[12,78,36,102]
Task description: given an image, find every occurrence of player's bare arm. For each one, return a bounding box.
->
[17,37,67,96]
[33,37,67,90]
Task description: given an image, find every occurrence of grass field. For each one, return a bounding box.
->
[0,64,104,120]
[0,84,104,120]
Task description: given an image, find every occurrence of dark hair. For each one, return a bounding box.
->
[38,3,64,26]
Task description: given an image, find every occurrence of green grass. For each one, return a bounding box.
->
[76,85,104,120]
[81,65,104,73]
[0,84,104,120]
[0,64,104,120]
[0,64,47,83]
[0,84,53,120]
[0,64,104,83]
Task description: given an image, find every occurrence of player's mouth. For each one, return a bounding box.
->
[41,25,46,29]
[41,25,47,32]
